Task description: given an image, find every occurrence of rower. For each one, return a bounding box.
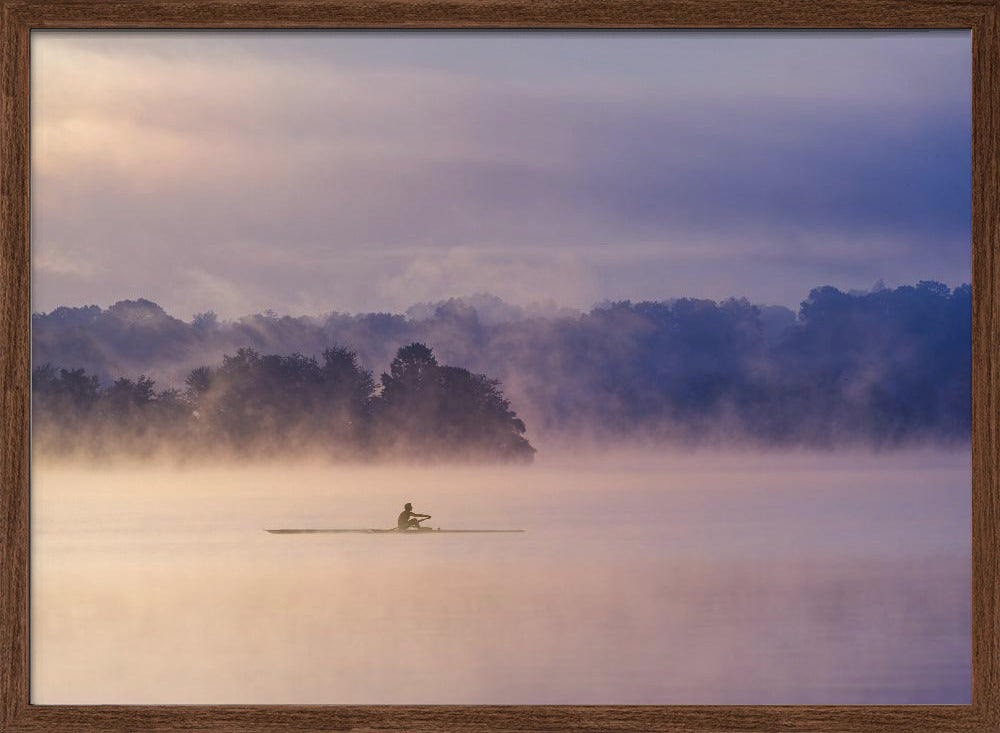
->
[398,502,431,531]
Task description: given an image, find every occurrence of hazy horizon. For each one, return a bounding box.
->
[31,280,972,455]
[28,278,968,323]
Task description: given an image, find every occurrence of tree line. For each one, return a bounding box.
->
[32,343,535,462]
[32,280,972,449]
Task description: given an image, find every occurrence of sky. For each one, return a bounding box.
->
[31,31,972,320]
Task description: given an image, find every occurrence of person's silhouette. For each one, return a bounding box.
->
[397,502,431,531]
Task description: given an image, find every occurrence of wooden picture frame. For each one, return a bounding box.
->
[2,1,997,731]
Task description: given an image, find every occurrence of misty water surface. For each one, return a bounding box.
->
[31,449,970,704]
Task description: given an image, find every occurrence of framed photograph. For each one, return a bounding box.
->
[2,1,998,732]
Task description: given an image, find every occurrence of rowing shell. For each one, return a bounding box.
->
[265,528,524,534]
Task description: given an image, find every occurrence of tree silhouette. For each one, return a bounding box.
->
[320,347,376,446]
[30,281,971,454]
[181,346,378,455]
[375,343,535,461]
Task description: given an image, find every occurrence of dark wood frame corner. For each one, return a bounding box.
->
[2,1,998,731]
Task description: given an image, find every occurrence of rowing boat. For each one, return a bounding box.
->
[265,528,524,534]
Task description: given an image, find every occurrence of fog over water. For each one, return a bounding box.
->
[32,448,970,704]
[30,30,972,705]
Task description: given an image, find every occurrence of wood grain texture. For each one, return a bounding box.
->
[0,0,994,28]
[0,0,30,731]
[2,1,998,732]
[972,3,1000,729]
[0,704,988,732]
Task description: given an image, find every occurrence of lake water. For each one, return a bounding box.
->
[31,449,971,704]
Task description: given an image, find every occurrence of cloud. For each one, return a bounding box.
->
[31,31,971,317]
[375,245,597,311]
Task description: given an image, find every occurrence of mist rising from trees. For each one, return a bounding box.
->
[33,343,534,462]
[32,281,971,457]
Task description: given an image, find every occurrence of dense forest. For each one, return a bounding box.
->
[32,280,971,457]
[33,343,534,462]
